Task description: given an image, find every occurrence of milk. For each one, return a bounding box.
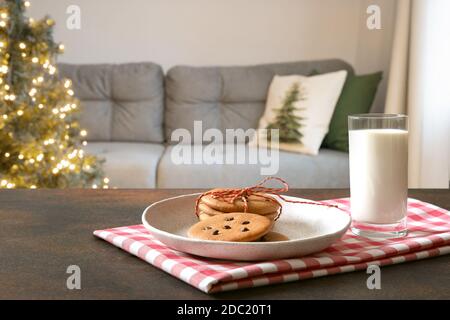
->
[349,129,408,224]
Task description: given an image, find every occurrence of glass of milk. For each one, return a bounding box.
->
[348,114,408,239]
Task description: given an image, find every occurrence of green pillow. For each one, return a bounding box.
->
[322,71,382,152]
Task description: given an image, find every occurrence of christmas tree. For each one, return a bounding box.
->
[266,82,305,143]
[0,0,108,189]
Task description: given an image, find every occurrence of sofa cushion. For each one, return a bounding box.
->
[165,59,354,143]
[59,63,165,143]
[83,142,165,188]
[156,144,349,188]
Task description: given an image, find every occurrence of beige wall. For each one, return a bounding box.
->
[30,0,395,110]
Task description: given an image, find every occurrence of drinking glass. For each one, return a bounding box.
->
[348,114,408,239]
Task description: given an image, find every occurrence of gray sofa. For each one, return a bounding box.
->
[59,59,353,188]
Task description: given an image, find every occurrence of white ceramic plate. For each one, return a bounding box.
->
[142,193,351,261]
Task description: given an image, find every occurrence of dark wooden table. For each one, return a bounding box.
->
[0,189,449,300]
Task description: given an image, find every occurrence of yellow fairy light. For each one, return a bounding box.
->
[31,57,38,63]
[0,42,5,48]
[4,152,10,157]
[24,1,31,8]
[0,21,6,28]
[29,158,35,164]
[59,113,66,119]
[17,110,24,116]
[30,185,37,189]
[9,94,15,101]
[29,88,37,96]
[67,89,74,96]
[21,52,27,58]
[92,184,98,189]
[52,108,59,114]
[1,180,7,187]
[64,79,71,88]
[59,44,65,52]
[19,42,26,49]
[18,154,24,160]
[82,141,88,146]
[2,115,7,119]
[52,168,59,174]
[0,65,8,73]
[38,104,44,109]
[69,164,75,170]
[0,12,8,19]
[80,130,87,137]
[103,177,110,184]
[36,154,44,161]
[7,183,14,189]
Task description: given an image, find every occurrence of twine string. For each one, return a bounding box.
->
[195,177,340,221]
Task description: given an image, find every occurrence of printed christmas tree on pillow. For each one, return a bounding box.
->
[266,82,305,144]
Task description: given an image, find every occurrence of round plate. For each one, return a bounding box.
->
[142,193,351,261]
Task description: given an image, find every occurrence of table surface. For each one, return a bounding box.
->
[0,189,449,300]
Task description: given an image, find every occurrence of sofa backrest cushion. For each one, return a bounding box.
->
[59,63,165,143]
[165,59,354,143]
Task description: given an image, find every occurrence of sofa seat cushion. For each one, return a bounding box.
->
[84,142,165,188]
[156,144,349,188]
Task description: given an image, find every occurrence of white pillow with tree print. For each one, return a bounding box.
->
[251,71,347,156]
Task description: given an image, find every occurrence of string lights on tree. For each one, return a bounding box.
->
[0,0,108,188]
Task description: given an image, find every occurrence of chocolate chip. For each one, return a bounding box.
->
[242,221,250,225]
[223,225,231,229]
[225,217,234,221]
[241,227,249,232]
[203,226,212,231]
[212,230,220,235]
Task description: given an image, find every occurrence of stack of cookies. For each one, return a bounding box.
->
[196,188,281,222]
[188,188,289,243]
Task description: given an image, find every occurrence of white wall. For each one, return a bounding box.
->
[30,0,396,110]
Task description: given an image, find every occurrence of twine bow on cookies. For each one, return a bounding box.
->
[195,177,340,221]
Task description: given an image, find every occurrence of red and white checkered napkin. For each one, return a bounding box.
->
[93,198,450,294]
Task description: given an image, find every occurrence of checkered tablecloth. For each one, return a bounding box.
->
[93,198,450,293]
